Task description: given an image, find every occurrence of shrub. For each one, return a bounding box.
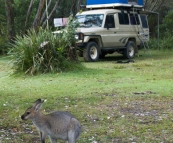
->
[159,10,173,38]
[149,10,173,51]
[8,16,83,74]
[159,36,173,50]
[149,36,173,51]
[148,38,159,50]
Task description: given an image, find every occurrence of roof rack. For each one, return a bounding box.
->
[85,0,144,10]
[86,3,143,9]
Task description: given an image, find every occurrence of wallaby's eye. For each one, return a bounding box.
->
[26,112,30,115]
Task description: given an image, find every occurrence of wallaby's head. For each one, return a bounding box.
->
[21,99,44,120]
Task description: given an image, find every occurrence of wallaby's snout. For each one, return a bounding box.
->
[21,111,30,120]
[21,115,25,120]
[21,99,81,143]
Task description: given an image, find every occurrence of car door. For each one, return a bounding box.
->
[139,14,149,42]
[101,13,129,48]
[101,14,117,48]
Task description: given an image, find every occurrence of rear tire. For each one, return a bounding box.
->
[123,41,136,59]
[83,42,99,62]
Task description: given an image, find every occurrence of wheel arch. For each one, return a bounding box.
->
[127,38,138,53]
[88,37,102,54]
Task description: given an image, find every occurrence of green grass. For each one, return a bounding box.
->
[0,50,173,142]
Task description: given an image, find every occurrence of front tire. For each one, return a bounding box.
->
[83,42,99,62]
[123,41,136,59]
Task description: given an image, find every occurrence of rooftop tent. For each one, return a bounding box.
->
[87,0,128,5]
[86,0,144,7]
[138,0,143,5]
[128,0,143,5]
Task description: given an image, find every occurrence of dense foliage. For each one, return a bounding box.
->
[0,0,86,46]
[159,10,173,38]
[8,16,83,74]
[0,14,8,54]
[149,10,173,50]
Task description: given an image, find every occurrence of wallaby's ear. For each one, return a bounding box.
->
[35,102,43,111]
[32,99,44,111]
[35,99,42,104]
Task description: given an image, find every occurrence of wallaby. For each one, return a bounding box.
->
[21,99,81,143]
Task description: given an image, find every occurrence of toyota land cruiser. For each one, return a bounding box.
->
[75,7,149,62]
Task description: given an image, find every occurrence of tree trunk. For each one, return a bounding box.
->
[4,0,15,43]
[32,0,46,31]
[77,0,81,13]
[24,0,35,33]
[71,0,77,15]
[40,0,53,24]
[144,0,164,11]
[42,0,61,28]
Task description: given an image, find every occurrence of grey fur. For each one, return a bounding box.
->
[21,99,81,143]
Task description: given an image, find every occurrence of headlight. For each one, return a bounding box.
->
[75,32,84,40]
[75,35,79,40]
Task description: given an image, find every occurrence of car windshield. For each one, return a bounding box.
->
[76,14,104,28]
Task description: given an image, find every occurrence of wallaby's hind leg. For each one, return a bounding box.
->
[40,132,46,143]
[68,118,81,143]
[68,130,76,143]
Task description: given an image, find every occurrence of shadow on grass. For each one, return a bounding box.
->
[97,50,173,62]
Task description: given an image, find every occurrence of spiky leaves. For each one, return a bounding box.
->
[9,16,82,74]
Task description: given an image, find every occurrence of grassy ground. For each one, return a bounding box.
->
[0,50,173,143]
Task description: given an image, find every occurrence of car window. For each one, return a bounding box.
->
[104,15,115,28]
[118,13,129,25]
[76,14,104,28]
[130,14,140,25]
[140,15,148,28]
